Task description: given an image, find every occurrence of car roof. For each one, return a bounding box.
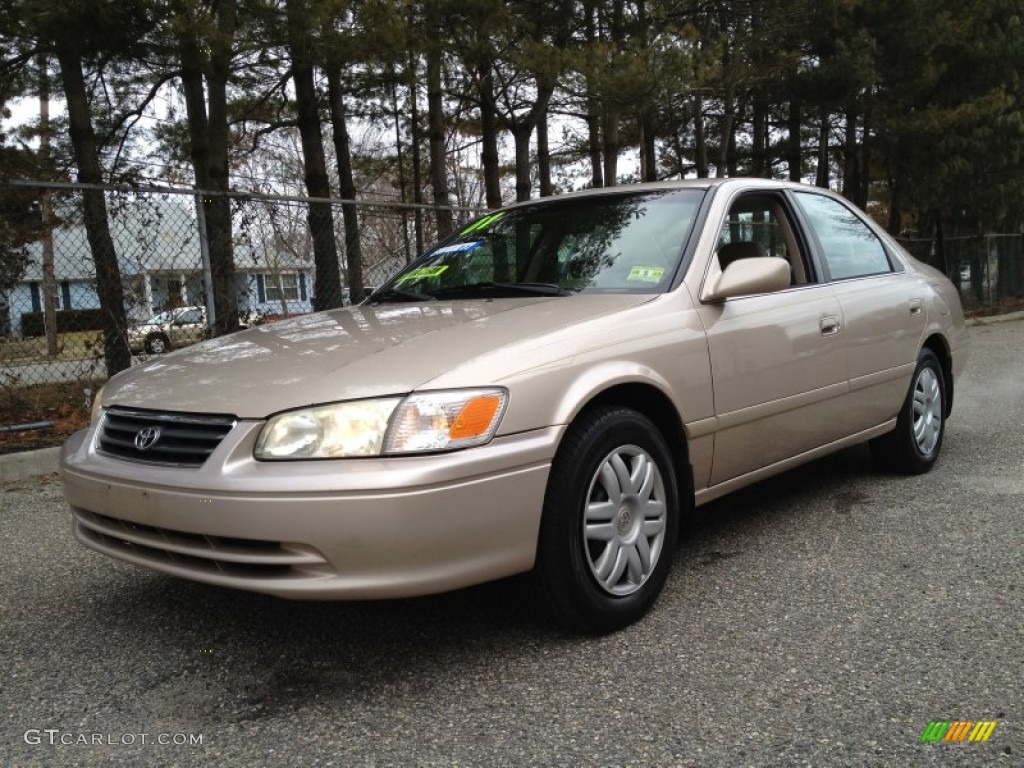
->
[498,178,811,211]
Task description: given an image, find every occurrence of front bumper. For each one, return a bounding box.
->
[60,421,560,599]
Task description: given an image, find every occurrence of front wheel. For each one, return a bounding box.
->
[870,348,946,474]
[533,407,679,634]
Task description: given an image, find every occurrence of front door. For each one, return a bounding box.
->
[696,191,849,485]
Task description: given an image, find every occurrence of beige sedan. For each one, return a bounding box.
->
[60,179,968,633]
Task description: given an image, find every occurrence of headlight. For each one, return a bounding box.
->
[255,398,402,459]
[254,388,508,460]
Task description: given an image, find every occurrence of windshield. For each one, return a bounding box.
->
[374,189,704,302]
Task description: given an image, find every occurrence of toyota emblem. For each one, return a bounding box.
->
[134,426,162,451]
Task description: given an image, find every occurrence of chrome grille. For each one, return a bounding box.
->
[97,407,236,467]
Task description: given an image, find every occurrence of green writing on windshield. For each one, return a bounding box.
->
[398,264,449,282]
[460,211,506,236]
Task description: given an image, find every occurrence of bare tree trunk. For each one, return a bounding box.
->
[718,97,734,177]
[787,100,802,182]
[639,109,657,182]
[426,46,453,237]
[603,108,619,186]
[933,215,948,276]
[510,79,554,202]
[604,3,624,185]
[587,108,604,187]
[726,98,741,177]
[55,45,130,376]
[177,0,239,336]
[584,0,603,188]
[38,56,58,357]
[408,53,424,255]
[389,74,412,262]
[287,0,342,311]
[859,107,871,207]
[478,65,502,208]
[512,126,532,202]
[694,94,708,178]
[816,107,830,188]
[751,96,767,177]
[842,109,860,205]
[537,106,553,196]
[327,69,364,302]
[206,0,240,334]
[887,177,901,235]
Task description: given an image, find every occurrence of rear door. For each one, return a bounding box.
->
[790,191,926,431]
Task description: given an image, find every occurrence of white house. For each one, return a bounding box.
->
[2,198,317,337]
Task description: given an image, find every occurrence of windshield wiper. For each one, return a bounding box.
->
[431,281,576,298]
[368,286,436,303]
[492,281,577,296]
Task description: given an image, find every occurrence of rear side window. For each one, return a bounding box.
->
[177,309,204,324]
[793,192,892,280]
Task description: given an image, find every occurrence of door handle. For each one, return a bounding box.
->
[820,315,840,336]
[909,299,923,316]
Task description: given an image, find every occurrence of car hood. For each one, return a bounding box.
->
[100,295,654,418]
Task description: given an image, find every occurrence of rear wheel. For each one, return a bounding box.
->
[870,348,946,474]
[533,407,679,634]
[145,334,170,354]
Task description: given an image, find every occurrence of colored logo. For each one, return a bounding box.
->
[920,720,997,742]
[134,427,162,451]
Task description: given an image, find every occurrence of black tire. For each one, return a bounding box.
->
[146,334,170,354]
[533,406,680,634]
[870,348,946,474]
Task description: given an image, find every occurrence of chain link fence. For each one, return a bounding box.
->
[2,178,1023,444]
[0,179,483,442]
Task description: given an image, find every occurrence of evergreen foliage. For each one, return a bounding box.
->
[1,0,1021,299]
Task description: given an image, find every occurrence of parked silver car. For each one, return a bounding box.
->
[127,306,207,354]
[61,179,968,633]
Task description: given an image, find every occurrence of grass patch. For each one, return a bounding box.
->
[0,331,105,363]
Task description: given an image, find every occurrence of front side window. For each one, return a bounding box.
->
[716,193,810,285]
[793,192,892,280]
[375,190,704,301]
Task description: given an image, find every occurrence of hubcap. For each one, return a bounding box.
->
[582,445,667,596]
[912,367,942,456]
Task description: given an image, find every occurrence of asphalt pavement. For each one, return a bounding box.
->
[1,319,1021,767]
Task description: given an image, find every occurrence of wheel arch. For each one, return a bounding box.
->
[571,382,694,506]
[921,333,953,416]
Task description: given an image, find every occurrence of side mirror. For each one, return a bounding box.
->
[702,256,791,302]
